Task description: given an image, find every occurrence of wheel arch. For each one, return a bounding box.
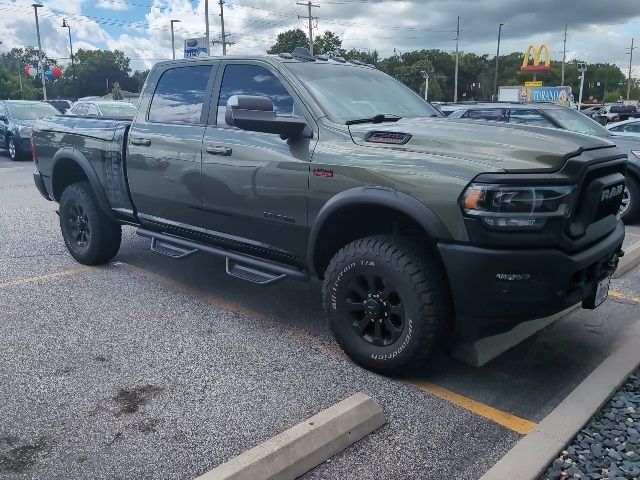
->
[51,148,113,218]
[308,187,452,277]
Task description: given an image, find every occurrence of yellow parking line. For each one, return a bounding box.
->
[409,381,537,435]
[609,290,640,304]
[115,261,537,435]
[0,266,94,289]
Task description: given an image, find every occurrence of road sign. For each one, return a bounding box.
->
[184,37,208,58]
[525,81,543,87]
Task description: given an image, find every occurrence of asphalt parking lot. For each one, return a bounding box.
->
[1,152,639,479]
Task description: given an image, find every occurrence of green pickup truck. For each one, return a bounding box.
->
[32,48,626,374]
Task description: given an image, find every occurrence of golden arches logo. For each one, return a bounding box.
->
[521,44,551,71]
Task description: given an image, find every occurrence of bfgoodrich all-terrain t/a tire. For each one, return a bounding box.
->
[59,182,122,265]
[322,235,453,375]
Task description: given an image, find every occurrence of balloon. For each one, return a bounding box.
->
[45,70,54,80]
[27,67,37,77]
[51,66,62,78]
[23,65,32,75]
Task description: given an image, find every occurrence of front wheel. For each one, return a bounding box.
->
[620,178,640,224]
[59,182,122,265]
[7,135,20,161]
[322,236,453,375]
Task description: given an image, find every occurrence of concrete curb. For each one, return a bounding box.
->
[614,240,640,278]
[479,324,640,480]
[195,392,387,480]
[452,305,579,367]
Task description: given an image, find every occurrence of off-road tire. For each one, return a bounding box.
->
[620,177,640,225]
[59,182,122,265]
[322,235,453,375]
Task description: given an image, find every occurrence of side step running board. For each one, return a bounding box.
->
[136,228,308,285]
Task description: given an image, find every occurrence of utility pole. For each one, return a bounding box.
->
[561,24,567,86]
[32,3,46,101]
[170,19,180,60]
[493,23,503,100]
[62,20,77,85]
[577,63,587,110]
[205,0,210,55]
[297,1,319,55]
[454,16,460,102]
[627,38,635,100]
[219,0,227,55]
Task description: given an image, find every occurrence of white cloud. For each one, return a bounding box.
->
[95,0,131,11]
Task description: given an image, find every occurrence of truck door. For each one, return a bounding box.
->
[200,61,315,259]
[127,62,218,232]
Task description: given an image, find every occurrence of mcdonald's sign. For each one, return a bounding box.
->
[521,44,551,71]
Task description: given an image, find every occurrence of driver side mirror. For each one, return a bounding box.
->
[225,95,311,139]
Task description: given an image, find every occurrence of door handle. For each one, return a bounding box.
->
[131,137,151,146]
[206,146,232,156]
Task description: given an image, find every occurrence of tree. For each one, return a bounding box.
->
[268,29,309,54]
[112,81,123,100]
[132,70,149,92]
[313,31,343,55]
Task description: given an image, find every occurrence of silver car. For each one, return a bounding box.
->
[68,100,137,118]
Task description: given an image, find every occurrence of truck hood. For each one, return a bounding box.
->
[348,117,615,173]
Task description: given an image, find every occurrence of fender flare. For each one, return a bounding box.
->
[51,147,114,218]
[307,186,452,274]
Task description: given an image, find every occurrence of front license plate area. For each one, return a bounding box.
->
[583,275,611,309]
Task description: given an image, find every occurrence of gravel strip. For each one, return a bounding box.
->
[540,369,640,480]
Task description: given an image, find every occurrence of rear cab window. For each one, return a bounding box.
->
[148,65,213,124]
[465,109,507,122]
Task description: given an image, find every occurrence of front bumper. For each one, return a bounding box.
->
[438,221,625,340]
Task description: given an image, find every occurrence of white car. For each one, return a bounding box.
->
[68,100,137,118]
[607,118,640,137]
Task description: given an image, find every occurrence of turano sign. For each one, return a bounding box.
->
[184,38,208,58]
[528,86,572,105]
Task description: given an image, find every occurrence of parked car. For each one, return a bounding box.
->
[32,50,626,374]
[580,105,604,118]
[68,100,137,118]
[594,104,640,125]
[607,119,640,137]
[446,102,640,223]
[46,99,73,114]
[0,100,60,161]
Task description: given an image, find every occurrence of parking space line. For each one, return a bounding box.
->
[609,290,640,304]
[114,261,538,435]
[410,381,537,434]
[0,266,94,290]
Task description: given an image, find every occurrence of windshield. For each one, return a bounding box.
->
[285,62,440,124]
[7,103,59,120]
[98,103,137,117]
[543,107,611,138]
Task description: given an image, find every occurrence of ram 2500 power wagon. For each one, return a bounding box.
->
[32,48,626,374]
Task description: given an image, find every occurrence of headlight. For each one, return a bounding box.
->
[461,183,576,229]
[631,150,640,160]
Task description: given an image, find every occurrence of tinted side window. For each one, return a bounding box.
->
[609,125,624,132]
[625,123,640,133]
[466,109,506,121]
[217,64,294,123]
[149,65,212,124]
[508,109,554,127]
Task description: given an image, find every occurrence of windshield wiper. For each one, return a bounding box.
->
[345,114,402,125]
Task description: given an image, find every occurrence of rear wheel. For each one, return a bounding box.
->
[322,235,452,375]
[620,177,640,224]
[59,182,122,265]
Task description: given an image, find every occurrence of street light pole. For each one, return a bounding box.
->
[205,0,210,55]
[577,63,587,110]
[493,23,503,101]
[32,3,47,101]
[420,71,429,101]
[61,19,76,85]
[170,19,181,60]
[454,16,460,102]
